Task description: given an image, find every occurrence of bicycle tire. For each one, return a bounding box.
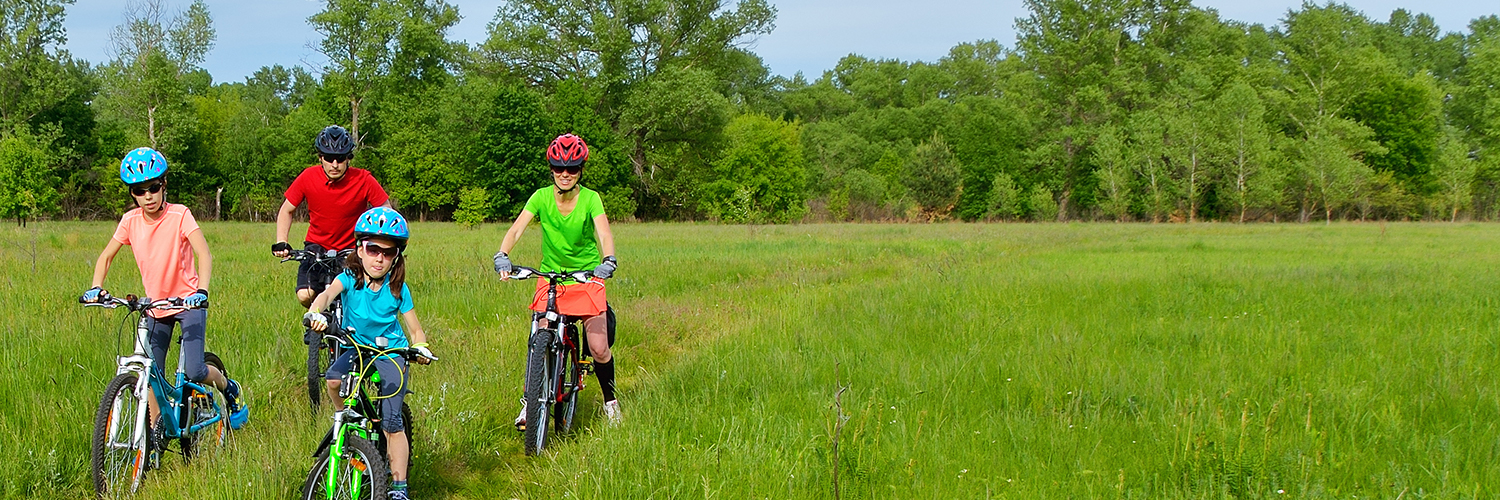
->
[92,372,146,497]
[181,352,229,461]
[401,402,415,468]
[300,436,389,500]
[523,329,553,456]
[307,330,326,409]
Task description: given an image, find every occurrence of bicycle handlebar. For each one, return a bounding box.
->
[280,248,354,264]
[314,328,434,363]
[507,265,594,283]
[79,292,203,312]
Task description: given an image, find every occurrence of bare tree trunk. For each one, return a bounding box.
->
[215,187,223,221]
[350,96,363,147]
[147,106,158,148]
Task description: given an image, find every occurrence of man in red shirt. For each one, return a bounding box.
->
[272,125,391,307]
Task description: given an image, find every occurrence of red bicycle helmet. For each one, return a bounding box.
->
[547,134,589,167]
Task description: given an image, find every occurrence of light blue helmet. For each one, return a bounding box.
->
[119,147,168,184]
[354,207,409,248]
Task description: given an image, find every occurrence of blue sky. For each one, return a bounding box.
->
[60,0,1497,84]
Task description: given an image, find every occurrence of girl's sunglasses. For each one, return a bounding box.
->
[130,181,164,196]
[321,154,351,163]
[361,241,400,258]
[551,165,581,175]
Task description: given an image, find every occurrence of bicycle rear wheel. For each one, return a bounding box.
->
[182,352,229,461]
[522,330,554,456]
[553,351,580,435]
[92,372,147,497]
[301,436,389,500]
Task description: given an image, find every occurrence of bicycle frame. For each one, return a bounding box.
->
[310,339,416,499]
[117,316,225,441]
[511,266,596,453]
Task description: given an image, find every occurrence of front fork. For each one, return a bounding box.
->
[323,408,373,499]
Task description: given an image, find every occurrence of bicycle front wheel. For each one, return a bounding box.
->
[522,330,554,456]
[92,372,147,497]
[300,436,389,500]
[307,330,328,409]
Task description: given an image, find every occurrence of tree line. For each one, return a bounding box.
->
[2,0,1499,224]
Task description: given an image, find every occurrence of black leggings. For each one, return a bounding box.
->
[145,309,209,382]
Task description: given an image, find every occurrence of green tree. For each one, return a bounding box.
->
[452,186,488,227]
[700,114,806,223]
[1092,125,1130,221]
[1027,183,1058,222]
[1215,81,1275,222]
[986,172,1020,221]
[1433,130,1476,221]
[0,0,78,133]
[0,127,60,224]
[309,0,459,146]
[483,0,775,200]
[904,134,962,218]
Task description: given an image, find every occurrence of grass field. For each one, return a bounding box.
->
[2,221,1498,499]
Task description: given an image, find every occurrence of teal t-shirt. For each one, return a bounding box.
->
[337,272,414,352]
[523,186,606,273]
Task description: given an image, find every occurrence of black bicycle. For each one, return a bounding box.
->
[299,330,428,500]
[507,265,607,456]
[282,247,354,409]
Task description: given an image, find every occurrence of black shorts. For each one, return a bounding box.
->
[295,243,345,294]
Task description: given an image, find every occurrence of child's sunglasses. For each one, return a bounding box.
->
[550,165,581,175]
[130,181,164,196]
[361,241,401,258]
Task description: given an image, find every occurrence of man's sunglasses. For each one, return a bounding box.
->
[130,181,164,196]
[321,154,351,163]
[551,165,581,175]
[361,241,401,258]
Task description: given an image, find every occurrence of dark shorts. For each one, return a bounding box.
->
[295,243,344,294]
[145,309,209,383]
[325,350,409,433]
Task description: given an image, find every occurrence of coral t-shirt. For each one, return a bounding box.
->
[112,204,201,318]
[284,166,389,251]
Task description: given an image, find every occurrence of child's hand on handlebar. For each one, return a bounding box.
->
[412,343,437,364]
[80,286,106,303]
[303,311,329,331]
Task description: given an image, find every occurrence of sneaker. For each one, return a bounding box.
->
[514,400,527,432]
[388,490,410,500]
[225,380,249,430]
[603,399,622,426]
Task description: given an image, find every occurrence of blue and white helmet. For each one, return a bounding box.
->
[120,147,168,184]
[354,207,409,248]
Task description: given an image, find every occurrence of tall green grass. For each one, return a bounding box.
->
[3,222,1497,498]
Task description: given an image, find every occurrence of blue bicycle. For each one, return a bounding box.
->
[83,292,230,497]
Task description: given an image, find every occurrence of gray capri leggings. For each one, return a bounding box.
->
[145,309,209,382]
[326,350,409,433]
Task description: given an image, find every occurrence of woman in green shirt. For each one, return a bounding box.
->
[493,134,621,428]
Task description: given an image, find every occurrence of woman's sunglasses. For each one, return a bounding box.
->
[361,241,401,258]
[130,181,164,196]
[551,165,581,175]
[321,154,351,163]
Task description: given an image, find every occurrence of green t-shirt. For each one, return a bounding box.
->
[523,186,606,273]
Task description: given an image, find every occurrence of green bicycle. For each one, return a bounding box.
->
[300,331,428,500]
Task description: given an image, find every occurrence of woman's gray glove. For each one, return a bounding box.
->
[593,255,617,279]
[493,251,512,276]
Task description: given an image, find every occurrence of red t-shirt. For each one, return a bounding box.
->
[284,166,389,251]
